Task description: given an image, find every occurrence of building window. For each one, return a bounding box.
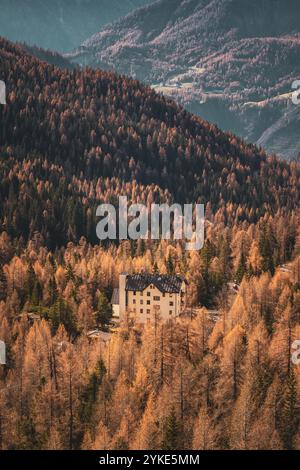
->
[170,302,174,306]
[140,309,143,314]
[141,300,144,305]
[133,299,136,304]
[147,300,150,305]
[147,309,150,314]
[154,296,160,301]
[147,292,151,297]
[133,291,136,296]
[169,311,173,315]
[140,291,143,296]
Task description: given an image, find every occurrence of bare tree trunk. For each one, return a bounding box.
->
[0,414,3,450]
[160,325,164,384]
[287,320,292,377]
[69,358,73,450]
[233,347,238,400]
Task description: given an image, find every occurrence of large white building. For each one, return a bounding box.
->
[112,273,187,323]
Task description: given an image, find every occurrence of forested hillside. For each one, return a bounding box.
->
[0,216,299,450]
[0,38,299,451]
[1,39,299,248]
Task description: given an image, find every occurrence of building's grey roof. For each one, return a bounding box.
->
[111,288,119,305]
[126,274,185,294]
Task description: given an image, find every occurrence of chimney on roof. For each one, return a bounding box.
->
[119,273,127,320]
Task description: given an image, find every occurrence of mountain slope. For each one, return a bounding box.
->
[0,0,152,53]
[24,44,76,70]
[68,0,300,159]
[0,38,299,246]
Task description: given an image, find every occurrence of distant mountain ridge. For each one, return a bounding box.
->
[71,0,300,77]
[67,0,300,160]
[0,0,152,52]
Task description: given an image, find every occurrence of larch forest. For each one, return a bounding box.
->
[0,36,299,452]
